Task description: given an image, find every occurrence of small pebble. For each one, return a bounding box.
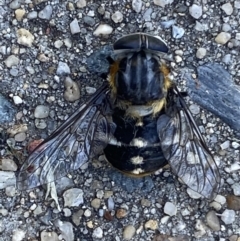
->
[54,220,74,241]
[116,209,127,219]
[72,209,83,226]
[111,11,123,23]
[76,0,86,8]
[91,198,101,209]
[161,19,175,29]
[12,229,26,241]
[93,24,113,36]
[196,47,207,59]
[17,28,34,47]
[63,208,72,217]
[153,0,174,7]
[84,209,91,217]
[221,3,233,15]
[132,0,142,13]
[227,195,240,211]
[214,195,226,205]
[34,105,49,118]
[13,96,23,105]
[215,32,231,45]
[4,55,19,68]
[164,202,177,216]
[141,198,151,207]
[9,0,21,9]
[232,183,240,196]
[15,9,25,21]
[172,25,185,39]
[2,159,18,171]
[27,11,38,19]
[189,104,200,115]
[41,231,59,241]
[85,86,96,94]
[5,186,16,197]
[232,142,240,149]
[35,119,47,129]
[206,211,220,231]
[14,132,26,142]
[220,140,230,150]
[38,5,52,20]
[64,77,80,102]
[235,0,240,9]
[108,197,114,211]
[92,227,103,239]
[187,188,202,199]
[63,188,84,207]
[54,40,63,49]
[70,19,80,34]
[83,16,95,26]
[221,209,236,225]
[144,220,158,230]
[56,61,71,75]
[189,4,202,19]
[123,225,136,240]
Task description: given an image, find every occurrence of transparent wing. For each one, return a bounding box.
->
[17,82,115,190]
[157,87,220,199]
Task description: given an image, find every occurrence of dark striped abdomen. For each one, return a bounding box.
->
[104,108,167,176]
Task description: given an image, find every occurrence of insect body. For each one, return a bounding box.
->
[17,33,220,199]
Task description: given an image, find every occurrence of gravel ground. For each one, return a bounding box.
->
[1,0,240,240]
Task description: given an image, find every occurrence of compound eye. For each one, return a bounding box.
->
[114,33,169,53]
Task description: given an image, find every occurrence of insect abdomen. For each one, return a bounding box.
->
[104,109,167,176]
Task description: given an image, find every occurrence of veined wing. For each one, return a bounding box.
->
[17,81,115,190]
[157,87,220,199]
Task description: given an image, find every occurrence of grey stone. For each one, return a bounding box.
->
[186,63,240,132]
[132,0,142,13]
[56,61,71,75]
[38,5,53,20]
[189,4,202,19]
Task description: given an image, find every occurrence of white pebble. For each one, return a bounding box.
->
[232,141,240,149]
[84,209,91,217]
[76,0,86,8]
[153,0,174,8]
[13,96,23,105]
[235,1,240,9]
[38,5,53,20]
[92,227,103,239]
[64,77,80,102]
[221,3,233,15]
[111,11,123,23]
[232,183,240,196]
[163,202,177,216]
[70,18,80,34]
[17,28,34,47]
[189,4,202,19]
[214,195,226,205]
[54,40,63,49]
[93,24,113,36]
[123,225,136,240]
[63,188,84,207]
[220,140,230,150]
[187,188,202,199]
[57,61,71,75]
[12,229,26,241]
[172,25,185,39]
[215,32,231,45]
[132,0,142,13]
[196,47,207,59]
[4,55,19,68]
[221,209,235,225]
[34,105,49,118]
